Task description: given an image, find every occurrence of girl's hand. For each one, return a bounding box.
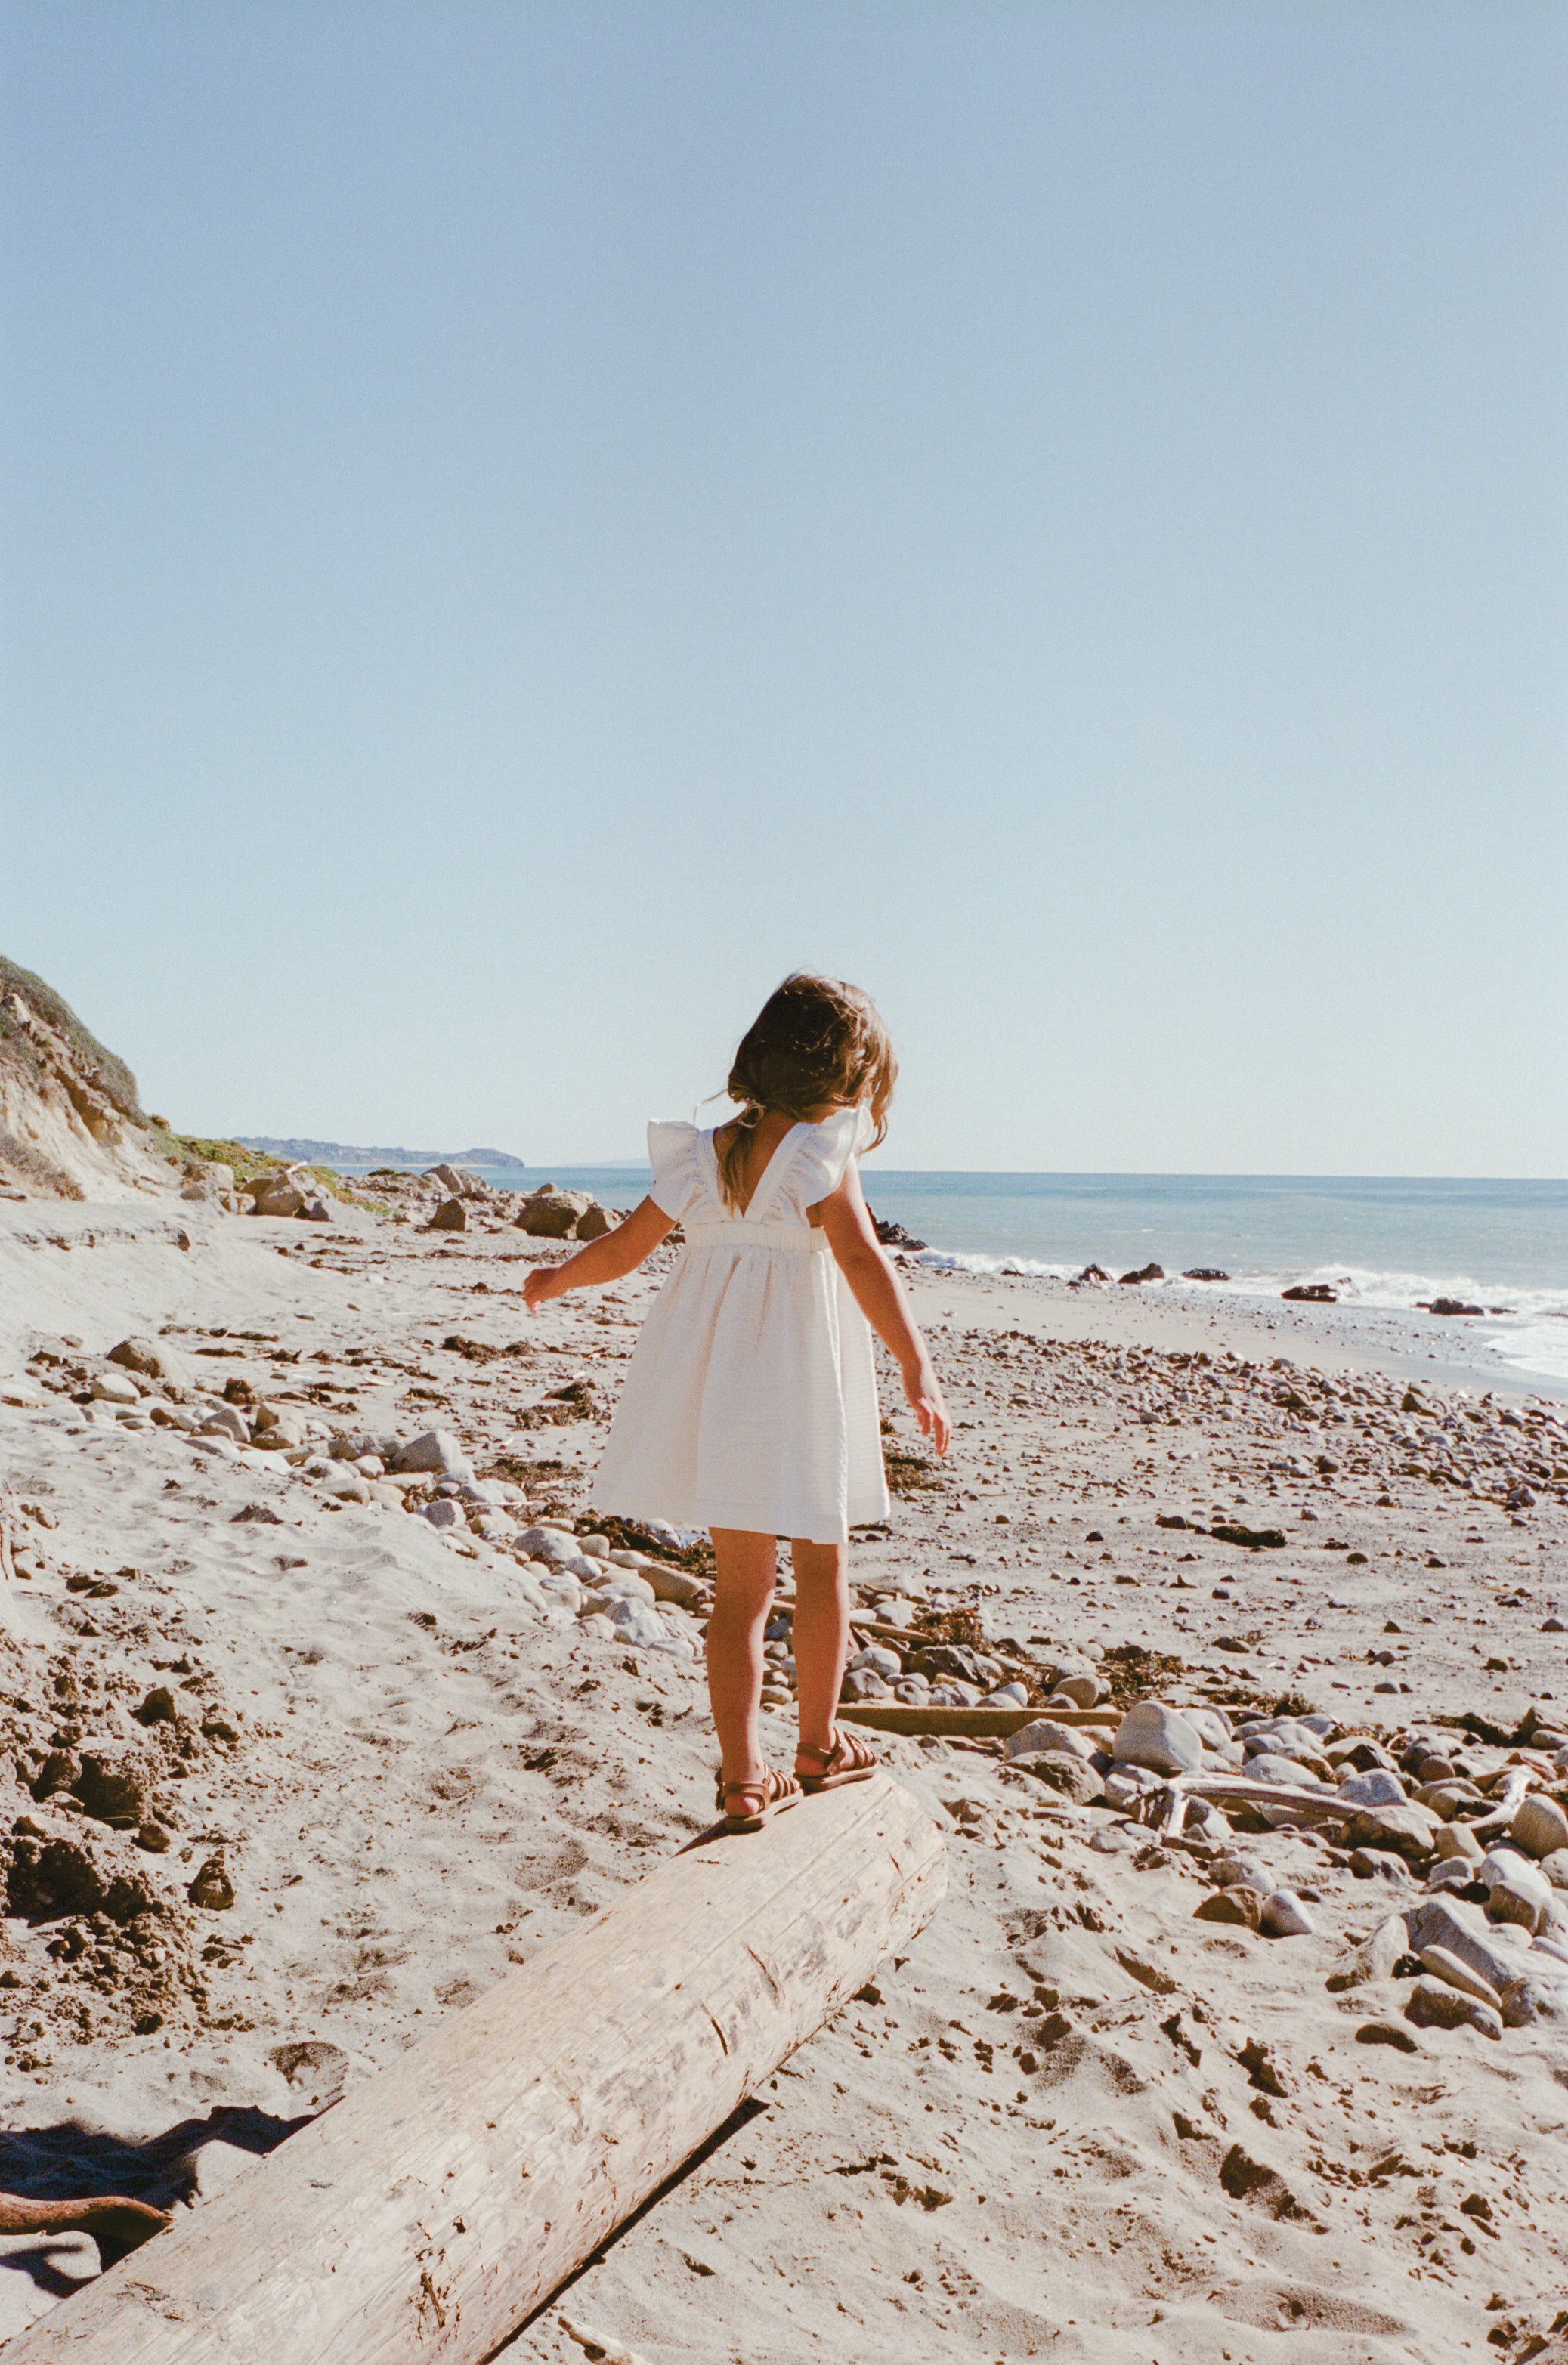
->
[522,1267,561,1315]
[902,1359,951,1455]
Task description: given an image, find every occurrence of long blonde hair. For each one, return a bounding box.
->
[716,973,896,1210]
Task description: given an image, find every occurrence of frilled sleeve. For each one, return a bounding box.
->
[792,1105,877,1209]
[645,1121,707,1223]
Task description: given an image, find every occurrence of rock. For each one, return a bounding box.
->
[1013,1752,1104,1805]
[585,1574,657,1609]
[842,1669,891,1701]
[1482,1847,1552,1931]
[1403,1895,1528,1992]
[425,1164,484,1198]
[1004,1720,1097,1764]
[91,1368,141,1405]
[0,1377,42,1407]
[202,1404,250,1443]
[1113,1702,1205,1776]
[1118,1263,1164,1285]
[1282,1283,1337,1303]
[1418,1945,1502,2008]
[517,1524,579,1565]
[1218,2144,1319,2224]
[250,1178,306,1218]
[1245,1753,1319,1789]
[1499,1974,1568,2028]
[1420,1297,1484,1317]
[395,1429,474,1480]
[5,1831,156,1923]
[515,1187,593,1238]
[1341,1802,1440,1863]
[187,1854,234,1910]
[1181,1707,1233,1750]
[1338,1770,1408,1808]
[575,1204,611,1241]
[73,1743,161,1829]
[428,1197,467,1232]
[848,1645,902,1681]
[1510,1795,1568,1859]
[252,1406,306,1450]
[1405,1976,1502,2037]
[1195,1888,1263,1929]
[298,1195,333,1222]
[1355,2020,1419,2052]
[1326,1914,1407,1989]
[603,1596,687,1656]
[1542,1848,1568,1890]
[1183,1269,1230,1281]
[1260,1890,1315,1937]
[108,1335,193,1387]
[1053,1672,1106,1710]
[1103,1766,1162,1808]
[1433,1820,1484,1863]
[987,1681,1030,1707]
[424,1498,464,1530]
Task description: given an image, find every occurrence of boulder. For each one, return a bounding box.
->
[575,1204,612,1241]
[515,1188,593,1239]
[1118,1263,1164,1285]
[201,1404,250,1444]
[423,1499,464,1530]
[1327,1913,1407,1989]
[1341,1802,1440,1863]
[1402,1895,1528,1993]
[1433,1819,1483,1863]
[1418,1945,1502,2007]
[425,1164,485,1198]
[108,1335,193,1388]
[1499,1974,1568,2028]
[1509,1795,1568,1860]
[1260,1890,1315,1938]
[1112,1703,1205,1776]
[1482,1847,1552,1933]
[91,1368,141,1405]
[1245,1753,1320,1790]
[250,1178,306,1218]
[73,1743,162,1829]
[1195,1888,1262,1929]
[516,1524,580,1566]
[428,1198,467,1232]
[1338,1770,1407,1808]
[1405,1977,1502,2039]
[1004,1720,1097,1765]
[394,1430,474,1481]
[1050,1672,1105,1711]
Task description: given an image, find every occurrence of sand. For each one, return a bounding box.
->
[1,1193,1566,2363]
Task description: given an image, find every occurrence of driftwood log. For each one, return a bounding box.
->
[5,1772,944,2363]
[840,1702,1117,1738]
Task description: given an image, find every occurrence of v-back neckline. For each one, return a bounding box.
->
[711,1120,805,1222]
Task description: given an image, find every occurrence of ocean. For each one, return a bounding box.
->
[337,1164,1568,1387]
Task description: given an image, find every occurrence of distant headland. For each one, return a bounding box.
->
[232,1137,526,1170]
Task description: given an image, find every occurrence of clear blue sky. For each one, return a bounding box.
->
[2,2,1563,1173]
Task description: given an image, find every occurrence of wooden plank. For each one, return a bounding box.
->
[839,1703,1116,1738]
[5,1774,944,2363]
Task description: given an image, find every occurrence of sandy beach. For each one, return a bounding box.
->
[0,1167,1564,2364]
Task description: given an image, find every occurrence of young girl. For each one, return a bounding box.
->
[522,972,951,1832]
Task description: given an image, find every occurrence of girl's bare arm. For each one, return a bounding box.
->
[523,1196,674,1311]
[815,1166,951,1452]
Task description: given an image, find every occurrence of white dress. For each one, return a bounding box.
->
[589,1108,889,1546]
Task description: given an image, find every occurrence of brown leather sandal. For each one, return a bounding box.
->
[715,1767,802,1833]
[795,1727,880,1794]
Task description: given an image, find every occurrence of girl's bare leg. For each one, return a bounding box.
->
[707,1527,779,1788]
[790,1537,850,1770]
